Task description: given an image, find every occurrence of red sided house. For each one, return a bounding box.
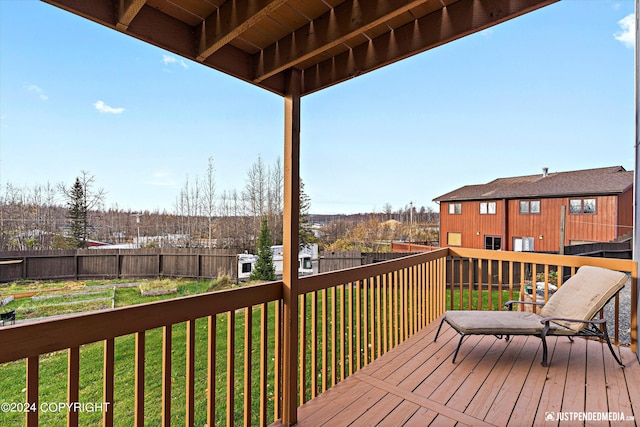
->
[433,166,634,253]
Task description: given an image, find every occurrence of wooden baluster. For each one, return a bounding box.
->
[103,339,114,427]
[162,325,172,427]
[227,311,235,427]
[186,319,195,427]
[259,304,267,426]
[26,356,38,427]
[67,347,80,427]
[134,332,145,427]
[207,316,216,427]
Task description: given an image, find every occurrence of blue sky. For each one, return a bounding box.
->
[0,0,636,215]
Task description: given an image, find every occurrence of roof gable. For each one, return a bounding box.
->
[433,166,633,202]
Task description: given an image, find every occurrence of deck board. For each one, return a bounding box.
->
[584,338,609,417]
[272,316,639,426]
[463,334,528,420]
[623,348,640,426]
[533,334,571,426]
[559,338,587,425]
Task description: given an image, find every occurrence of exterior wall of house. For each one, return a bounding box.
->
[438,200,505,249]
[617,187,634,238]
[507,196,619,252]
[440,195,627,252]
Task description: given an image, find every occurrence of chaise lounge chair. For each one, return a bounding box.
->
[434,265,628,367]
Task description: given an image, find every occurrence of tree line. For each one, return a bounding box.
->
[0,156,438,252]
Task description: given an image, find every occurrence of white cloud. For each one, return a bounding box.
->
[94,100,125,114]
[479,28,494,38]
[26,84,48,101]
[162,54,188,69]
[614,13,635,48]
[147,171,178,188]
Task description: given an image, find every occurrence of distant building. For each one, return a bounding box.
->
[433,166,633,252]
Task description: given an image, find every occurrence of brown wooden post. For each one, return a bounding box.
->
[559,205,566,255]
[26,356,38,427]
[281,67,301,426]
[67,347,80,427]
[103,338,114,427]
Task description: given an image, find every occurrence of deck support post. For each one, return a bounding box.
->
[282,67,301,426]
[634,0,639,361]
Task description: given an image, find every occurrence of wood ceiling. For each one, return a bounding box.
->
[42,0,557,97]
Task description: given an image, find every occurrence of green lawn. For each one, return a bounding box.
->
[1,279,445,426]
[1,277,275,427]
[0,306,279,426]
[445,287,521,311]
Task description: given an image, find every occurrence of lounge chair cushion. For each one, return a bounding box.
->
[540,266,627,332]
[443,311,573,335]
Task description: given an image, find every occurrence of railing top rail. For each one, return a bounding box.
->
[300,248,449,294]
[448,248,638,274]
[0,281,283,363]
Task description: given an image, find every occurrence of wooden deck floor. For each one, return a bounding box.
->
[284,318,640,426]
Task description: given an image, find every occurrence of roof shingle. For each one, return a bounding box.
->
[433,166,633,202]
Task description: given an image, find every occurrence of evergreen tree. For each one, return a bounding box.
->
[61,172,105,249]
[67,178,87,248]
[299,179,316,247]
[250,217,276,281]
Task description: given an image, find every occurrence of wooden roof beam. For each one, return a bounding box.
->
[253,0,429,83]
[301,0,558,95]
[197,0,289,62]
[44,0,264,91]
[42,0,115,27]
[117,0,146,30]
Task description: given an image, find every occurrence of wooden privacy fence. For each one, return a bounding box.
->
[318,250,421,273]
[0,248,636,426]
[0,248,238,283]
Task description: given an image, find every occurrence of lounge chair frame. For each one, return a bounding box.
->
[434,292,625,368]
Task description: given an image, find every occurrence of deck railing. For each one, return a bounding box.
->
[447,248,637,347]
[296,250,448,406]
[0,249,636,426]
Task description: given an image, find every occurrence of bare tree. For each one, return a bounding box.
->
[244,155,268,237]
[202,156,216,247]
[268,157,283,244]
[175,174,201,246]
[382,203,393,221]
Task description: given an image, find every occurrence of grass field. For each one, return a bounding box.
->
[446,287,522,311]
[0,279,519,426]
[0,277,268,426]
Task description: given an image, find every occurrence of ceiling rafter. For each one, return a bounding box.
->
[117,0,146,30]
[253,0,429,84]
[41,0,558,97]
[197,0,289,61]
[301,0,557,95]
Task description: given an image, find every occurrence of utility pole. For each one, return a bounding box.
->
[132,213,141,248]
[409,201,413,244]
[559,206,566,255]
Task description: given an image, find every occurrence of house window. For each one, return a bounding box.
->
[569,198,596,214]
[484,236,502,250]
[583,198,596,213]
[519,200,540,214]
[514,237,535,252]
[447,232,462,246]
[480,202,496,215]
[448,203,462,215]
